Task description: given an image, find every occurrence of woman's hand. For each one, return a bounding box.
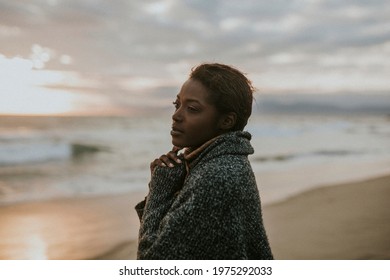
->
[150,146,183,174]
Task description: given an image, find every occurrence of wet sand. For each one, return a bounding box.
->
[0,175,389,260]
[0,194,144,260]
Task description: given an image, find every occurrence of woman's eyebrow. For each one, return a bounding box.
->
[186,98,202,104]
[176,95,202,104]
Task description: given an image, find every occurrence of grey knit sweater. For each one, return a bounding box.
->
[135,131,273,260]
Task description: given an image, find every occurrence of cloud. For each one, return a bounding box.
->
[0,0,389,115]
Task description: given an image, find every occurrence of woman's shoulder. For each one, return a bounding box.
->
[187,154,255,189]
[199,152,252,173]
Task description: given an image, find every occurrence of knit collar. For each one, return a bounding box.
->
[182,131,253,174]
[182,135,220,176]
[183,135,220,163]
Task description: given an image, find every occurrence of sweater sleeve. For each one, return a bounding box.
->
[135,161,186,221]
[137,166,246,260]
[136,162,187,258]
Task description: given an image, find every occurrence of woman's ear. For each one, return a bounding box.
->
[219,112,237,131]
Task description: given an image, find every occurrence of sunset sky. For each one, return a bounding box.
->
[0,0,389,115]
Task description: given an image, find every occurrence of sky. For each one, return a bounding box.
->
[0,0,389,115]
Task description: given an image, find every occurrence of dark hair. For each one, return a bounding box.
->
[190,63,254,131]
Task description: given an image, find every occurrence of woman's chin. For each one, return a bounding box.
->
[171,138,184,148]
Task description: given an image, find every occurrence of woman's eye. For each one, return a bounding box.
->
[188,106,199,112]
[172,101,199,112]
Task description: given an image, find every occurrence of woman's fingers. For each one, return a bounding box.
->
[168,149,182,164]
[150,148,183,172]
[159,154,175,167]
[150,158,162,172]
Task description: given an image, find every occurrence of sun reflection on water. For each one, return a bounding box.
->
[0,214,50,260]
[23,234,48,260]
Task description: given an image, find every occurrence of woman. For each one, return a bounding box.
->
[135,63,273,260]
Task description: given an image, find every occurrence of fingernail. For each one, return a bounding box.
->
[161,163,166,167]
[169,163,174,167]
[176,159,182,163]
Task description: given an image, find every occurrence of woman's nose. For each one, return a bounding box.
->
[172,108,183,122]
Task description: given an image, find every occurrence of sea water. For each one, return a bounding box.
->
[1,96,390,206]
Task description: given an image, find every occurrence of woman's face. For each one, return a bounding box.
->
[171,78,223,149]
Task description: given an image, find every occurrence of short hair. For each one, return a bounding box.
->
[190,63,254,131]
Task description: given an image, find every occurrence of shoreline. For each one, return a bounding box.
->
[0,192,144,260]
[1,174,389,260]
[263,174,390,259]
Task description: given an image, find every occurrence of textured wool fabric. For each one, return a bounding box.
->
[135,131,273,260]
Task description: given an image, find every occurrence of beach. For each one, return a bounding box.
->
[263,174,390,260]
[0,193,144,260]
[0,174,389,260]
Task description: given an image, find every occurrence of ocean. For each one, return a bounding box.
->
[1,94,390,206]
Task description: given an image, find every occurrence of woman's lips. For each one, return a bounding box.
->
[171,126,184,136]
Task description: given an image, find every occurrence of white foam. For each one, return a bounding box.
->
[0,139,71,165]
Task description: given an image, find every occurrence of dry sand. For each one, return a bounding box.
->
[0,175,389,260]
[263,175,390,259]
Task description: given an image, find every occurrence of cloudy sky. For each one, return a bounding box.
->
[0,0,389,115]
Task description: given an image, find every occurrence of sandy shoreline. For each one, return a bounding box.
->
[263,175,390,259]
[0,193,144,260]
[0,175,389,260]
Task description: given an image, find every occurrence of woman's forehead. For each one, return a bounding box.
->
[178,79,211,103]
